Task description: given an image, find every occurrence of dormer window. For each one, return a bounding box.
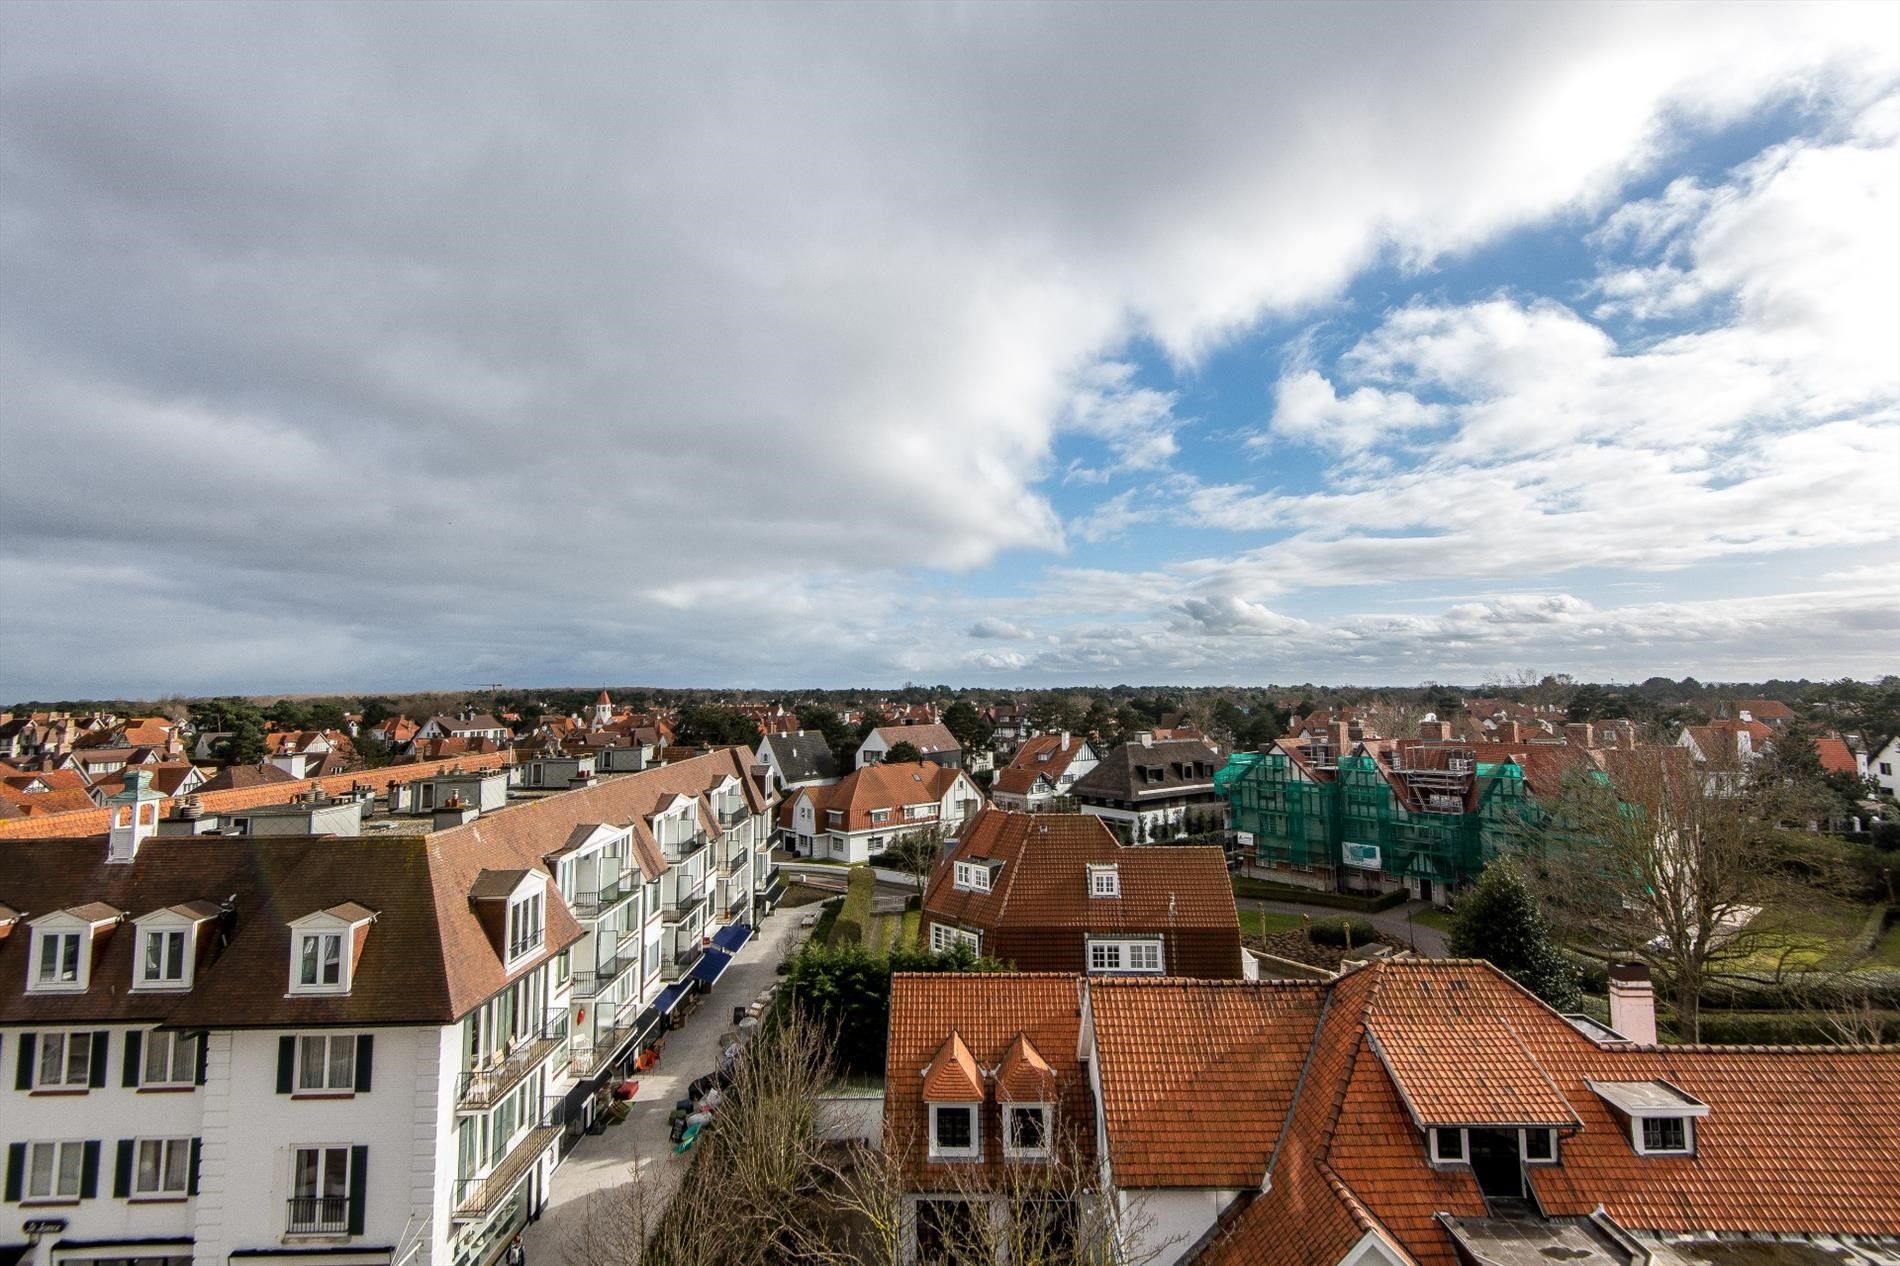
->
[26,906,118,994]
[923,1032,985,1161]
[1430,1128,1465,1163]
[287,904,375,996]
[953,861,993,892]
[1087,864,1120,898]
[36,931,81,988]
[507,891,545,962]
[931,1104,978,1159]
[144,929,187,985]
[1588,1078,1707,1157]
[1004,1105,1049,1158]
[1641,1117,1691,1154]
[133,902,219,992]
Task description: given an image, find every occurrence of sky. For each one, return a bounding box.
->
[2,1,1897,699]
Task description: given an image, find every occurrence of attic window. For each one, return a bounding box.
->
[1144,767,1163,784]
[929,1104,979,1160]
[1587,1079,1707,1157]
[1087,864,1120,898]
[1430,1127,1465,1163]
[953,861,993,893]
[1004,1104,1050,1159]
[287,905,374,996]
[507,891,545,962]
[1640,1118,1690,1155]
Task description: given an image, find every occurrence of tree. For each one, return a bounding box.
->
[306,700,348,731]
[188,696,260,734]
[214,717,267,765]
[942,699,994,753]
[352,733,393,769]
[264,698,311,730]
[675,704,759,748]
[1447,857,1581,1011]
[881,740,924,764]
[358,696,396,728]
[876,823,946,896]
[1525,746,1843,1041]
[797,704,859,773]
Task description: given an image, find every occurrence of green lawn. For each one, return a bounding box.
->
[1866,923,1900,968]
[1410,907,1455,933]
[1733,902,1877,972]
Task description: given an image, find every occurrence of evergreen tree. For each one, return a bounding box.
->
[1448,857,1581,1011]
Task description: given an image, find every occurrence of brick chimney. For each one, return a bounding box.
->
[1498,720,1523,743]
[1608,962,1658,1044]
[1564,722,1594,748]
[1420,720,1452,741]
[1328,720,1352,753]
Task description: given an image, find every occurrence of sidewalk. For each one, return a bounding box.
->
[525,912,808,1261]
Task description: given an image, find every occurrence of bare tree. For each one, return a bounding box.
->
[1525,744,1844,1042]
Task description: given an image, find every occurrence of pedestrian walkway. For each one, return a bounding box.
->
[524,912,808,1261]
[1242,896,1450,957]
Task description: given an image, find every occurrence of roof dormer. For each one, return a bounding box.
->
[993,1034,1056,1160]
[1087,863,1120,898]
[132,901,221,992]
[287,902,376,996]
[1588,1079,1709,1156]
[923,1031,984,1161]
[469,868,548,969]
[27,904,122,993]
[953,859,1000,892]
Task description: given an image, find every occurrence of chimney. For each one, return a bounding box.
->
[1498,720,1523,743]
[1564,722,1594,749]
[1420,720,1452,742]
[1607,962,1658,1044]
[433,804,480,830]
[1137,731,1154,748]
[1060,731,1071,752]
[1617,726,1636,751]
[1328,721,1351,753]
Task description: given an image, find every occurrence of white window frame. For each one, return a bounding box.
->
[952,862,991,893]
[35,1030,94,1089]
[1086,938,1163,974]
[1002,1102,1052,1160]
[1429,1127,1466,1163]
[288,1144,353,1233]
[928,1102,980,1161]
[296,1034,359,1094]
[1087,865,1120,898]
[139,926,192,990]
[293,931,347,994]
[142,1029,199,1088]
[28,923,89,994]
[23,1140,86,1202]
[1634,1115,1693,1156]
[929,923,981,955]
[506,890,545,964]
[1522,1127,1558,1164]
[132,1137,192,1199]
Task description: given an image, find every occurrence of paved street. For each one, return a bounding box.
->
[526,912,808,1263]
[1242,896,1450,957]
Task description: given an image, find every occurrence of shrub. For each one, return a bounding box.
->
[782,940,1006,1075]
[1232,877,1407,912]
[828,866,877,948]
[1309,916,1378,948]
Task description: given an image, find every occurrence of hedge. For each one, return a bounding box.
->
[1232,877,1408,912]
[828,865,878,948]
[1309,916,1378,948]
[1674,1009,1900,1046]
[809,896,844,946]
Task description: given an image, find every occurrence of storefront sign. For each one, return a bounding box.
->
[23,1217,68,1234]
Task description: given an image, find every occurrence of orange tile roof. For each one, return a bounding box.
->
[994,1033,1058,1102]
[922,1032,985,1102]
[1006,732,1091,779]
[1813,734,1860,777]
[786,760,974,833]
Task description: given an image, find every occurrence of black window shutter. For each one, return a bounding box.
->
[114,1139,135,1198]
[88,1032,109,1088]
[346,1146,368,1234]
[80,1139,101,1198]
[4,1142,25,1202]
[195,1033,209,1086]
[353,1035,373,1093]
[188,1138,202,1196]
[123,1030,144,1087]
[16,1033,37,1091]
[276,1035,295,1094]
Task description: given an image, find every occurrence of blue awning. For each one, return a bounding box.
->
[712,922,753,953]
[655,983,689,1015]
[688,946,734,987]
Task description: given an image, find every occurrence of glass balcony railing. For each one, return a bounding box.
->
[572,952,635,998]
[456,1013,568,1110]
[452,1098,565,1220]
[568,871,635,919]
[661,889,708,925]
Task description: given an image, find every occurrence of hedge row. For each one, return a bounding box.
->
[1232,877,1409,913]
[1673,1009,1900,1046]
[830,865,878,947]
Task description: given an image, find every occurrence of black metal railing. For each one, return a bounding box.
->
[661,942,705,981]
[664,831,709,862]
[286,1195,351,1235]
[456,1014,568,1109]
[716,803,748,827]
[569,871,634,919]
[662,889,707,924]
[572,953,633,997]
[568,1015,634,1078]
[453,1099,565,1219]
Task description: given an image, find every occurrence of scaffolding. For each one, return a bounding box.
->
[1217,750,1535,893]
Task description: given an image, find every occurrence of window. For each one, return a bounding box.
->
[929,1104,978,1159]
[1088,865,1120,898]
[870,808,890,824]
[929,923,980,955]
[133,1138,191,1197]
[143,1030,199,1087]
[1639,1116,1690,1154]
[1882,762,1893,776]
[289,1146,351,1233]
[1523,1128,1556,1163]
[299,933,344,989]
[1430,1127,1465,1163]
[36,1031,95,1089]
[952,862,991,892]
[507,892,545,961]
[24,1140,87,1201]
[1005,1104,1049,1158]
[1086,939,1163,974]
[30,930,85,992]
[142,929,189,987]
[297,1035,359,1093]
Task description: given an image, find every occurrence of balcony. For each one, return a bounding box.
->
[717,845,750,878]
[568,871,635,920]
[457,1014,568,1110]
[661,889,708,925]
[661,942,705,981]
[286,1195,350,1235]
[715,803,748,828]
[572,952,634,998]
[453,1099,565,1220]
[662,830,709,863]
[568,1012,637,1079]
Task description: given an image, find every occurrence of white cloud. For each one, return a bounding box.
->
[1263,369,1447,453]
[967,617,1031,640]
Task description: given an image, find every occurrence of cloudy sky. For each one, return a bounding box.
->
[3,2,1896,699]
